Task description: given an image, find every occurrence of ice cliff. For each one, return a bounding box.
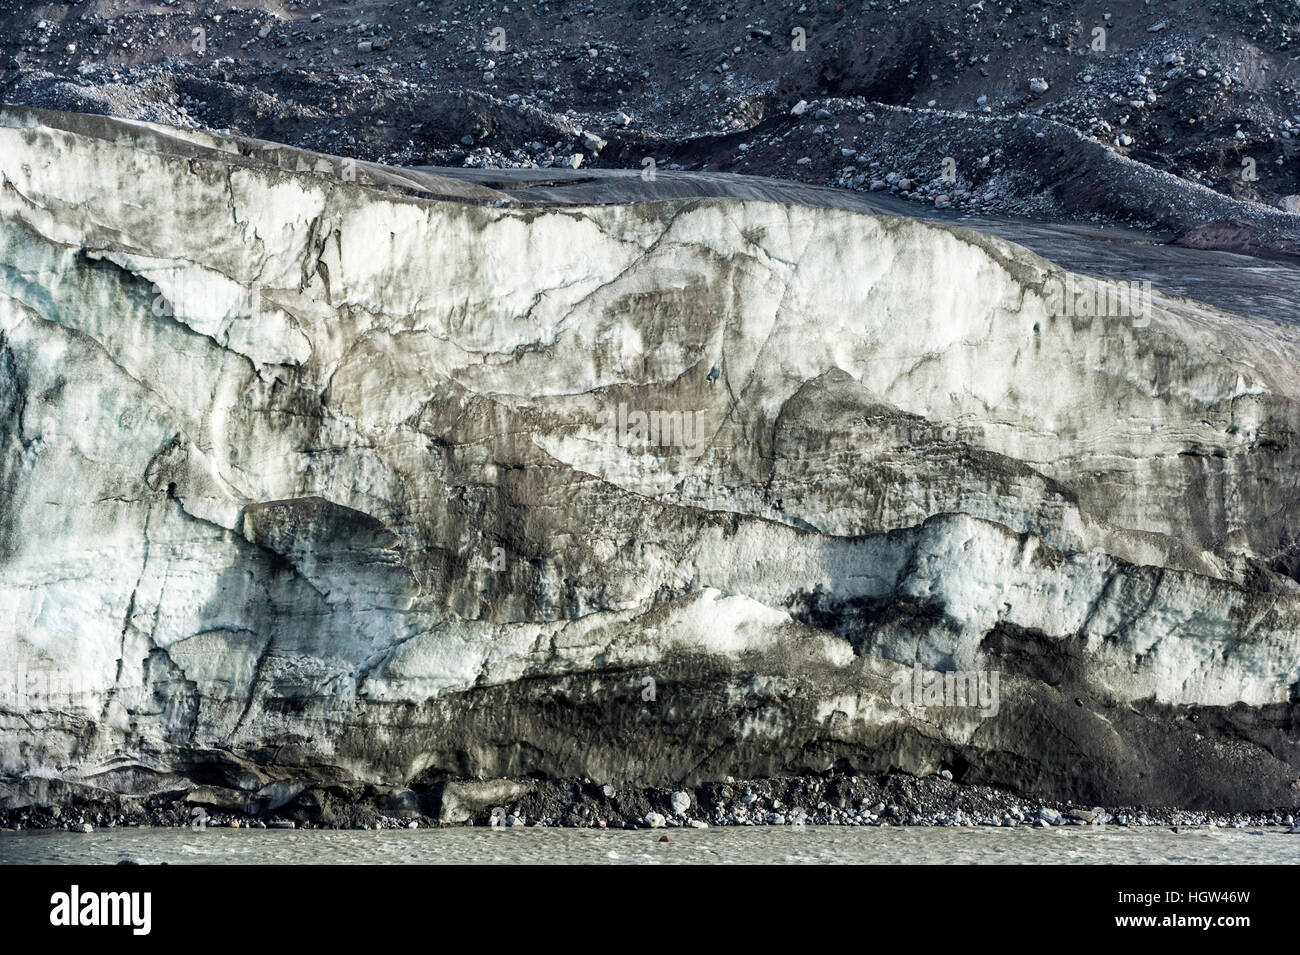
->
[1,107,1298,812]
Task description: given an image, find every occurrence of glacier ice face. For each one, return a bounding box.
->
[1,108,1298,810]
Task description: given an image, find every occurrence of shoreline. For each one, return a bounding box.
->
[4,773,1297,834]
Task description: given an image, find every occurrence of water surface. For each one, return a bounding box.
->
[3,827,1296,865]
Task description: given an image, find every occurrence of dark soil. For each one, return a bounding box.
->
[3,0,1300,233]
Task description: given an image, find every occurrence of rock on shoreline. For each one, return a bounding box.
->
[2,774,1297,834]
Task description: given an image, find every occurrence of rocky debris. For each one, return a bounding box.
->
[0,0,1297,218]
[436,779,534,825]
[5,773,1297,832]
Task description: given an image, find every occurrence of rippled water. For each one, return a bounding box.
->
[3,826,1297,865]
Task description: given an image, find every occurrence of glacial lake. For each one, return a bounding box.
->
[3,826,1297,865]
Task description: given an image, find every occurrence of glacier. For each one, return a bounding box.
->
[1,106,1298,815]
